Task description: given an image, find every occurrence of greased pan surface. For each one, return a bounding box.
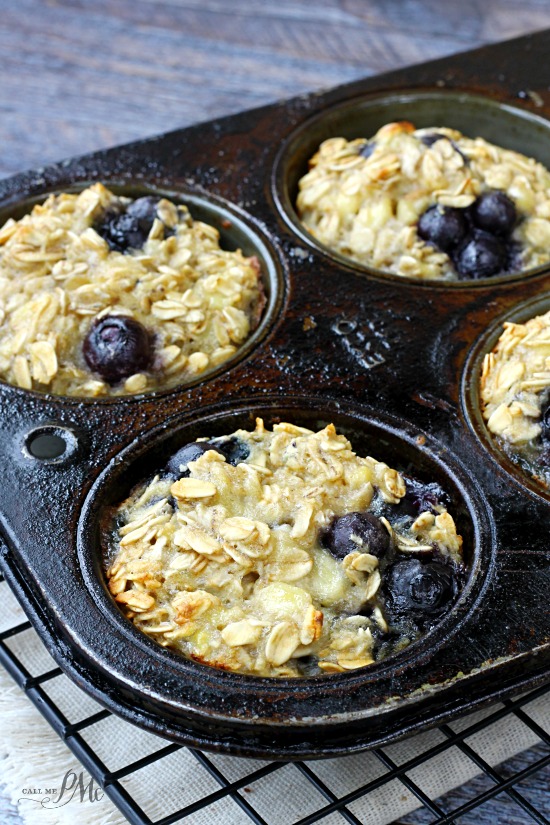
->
[0,31,549,758]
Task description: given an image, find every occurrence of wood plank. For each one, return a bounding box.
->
[0,0,547,177]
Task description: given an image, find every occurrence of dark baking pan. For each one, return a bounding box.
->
[0,30,549,759]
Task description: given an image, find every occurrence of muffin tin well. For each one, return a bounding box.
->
[463,292,550,502]
[0,31,549,758]
[79,401,490,691]
[0,184,285,398]
[273,90,550,286]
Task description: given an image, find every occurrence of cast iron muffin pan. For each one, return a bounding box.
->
[0,31,549,759]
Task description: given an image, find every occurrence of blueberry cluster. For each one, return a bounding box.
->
[94,196,166,253]
[417,190,518,279]
[321,476,460,631]
[164,437,251,479]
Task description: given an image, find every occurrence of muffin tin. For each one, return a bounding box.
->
[0,31,549,759]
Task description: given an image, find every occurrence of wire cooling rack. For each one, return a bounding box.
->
[0,571,548,825]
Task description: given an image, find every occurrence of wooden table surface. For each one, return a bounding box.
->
[3,0,550,180]
[0,2,549,824]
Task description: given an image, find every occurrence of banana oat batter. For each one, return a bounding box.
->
[297,121,550,281]
[106,420,464,677]
[481,309,550,487]
[0,184,264,396]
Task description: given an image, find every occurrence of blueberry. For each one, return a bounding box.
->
[94,197,160,252]
[506,239,523,273]
[359,141,377,159]
[472,191,517,237]
[539,444,550,467]
[321,512,391,560]
[126,196,159,224]
[385,559,456,621]
[402,475,451,514]
[420,132,447,147]
[164,436,250,477]
[375,489,420,524]
[297,656,321,677]
[540,403,550,442]
[376,501,417,524]
[420,133,469,164]
[95,212,143,253]
[83,315,152,384]
[454,230,507,279]
[164,441,222,478]
[417,205,468,253]
[208,436,250,466]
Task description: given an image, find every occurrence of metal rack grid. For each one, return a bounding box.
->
[1,571,548,825]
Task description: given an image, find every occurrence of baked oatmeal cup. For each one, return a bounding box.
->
[297,121,550,281]
[481,309,550,489]
[106,419,465,678]
[0,184,265,396]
